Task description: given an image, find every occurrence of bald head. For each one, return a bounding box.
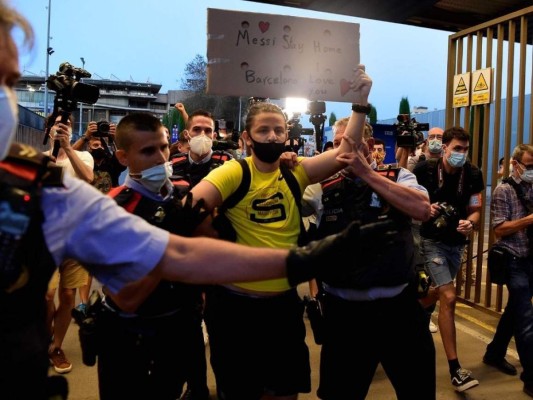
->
[427,127,444,141]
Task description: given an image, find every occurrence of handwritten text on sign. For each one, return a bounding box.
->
[207,8,360,102]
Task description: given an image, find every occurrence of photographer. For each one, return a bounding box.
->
[413,126,485,392]
[73,120,126,191]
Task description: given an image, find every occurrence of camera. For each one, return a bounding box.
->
[433,202,459,230]
[44,62,100,157]
[307,101,326,116]
[46,62,100,111]
[288,112,314,139]
[94,120,111,137]
[394,114,429,148]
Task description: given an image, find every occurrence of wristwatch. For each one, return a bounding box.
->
[351,103,372,115]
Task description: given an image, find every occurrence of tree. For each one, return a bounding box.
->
[399,97,410,115]
[179,54,241,134]
[180,54,207,93]
[368,106,377,124]
[328,112,337,127]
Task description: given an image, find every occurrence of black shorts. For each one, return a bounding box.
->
[204,286,311,399]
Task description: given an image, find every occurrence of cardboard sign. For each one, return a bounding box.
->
[207,8,360,102]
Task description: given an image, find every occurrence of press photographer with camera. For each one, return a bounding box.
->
[413,126,485,392]
[43,112,97,374]
[73,120,126,191]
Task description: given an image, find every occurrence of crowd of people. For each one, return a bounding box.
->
[2,1,533,400]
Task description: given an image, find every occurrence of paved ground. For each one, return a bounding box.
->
[56,283,528,400]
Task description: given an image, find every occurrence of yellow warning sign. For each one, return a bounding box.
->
[455,77,468,95]
[453,73,470,108]
[471,68,492,105]
[474,73,489,91]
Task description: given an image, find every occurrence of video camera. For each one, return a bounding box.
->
[43,62,100,158]
[394,114,429,148]
[288,112,314,140]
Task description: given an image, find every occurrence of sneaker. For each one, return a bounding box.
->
[451,368,479,392]
[429,320,438,333]
[49,348,72,374]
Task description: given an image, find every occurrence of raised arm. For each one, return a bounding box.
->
[301,64,372,184]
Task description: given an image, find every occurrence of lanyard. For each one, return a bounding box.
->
[437,160,464,198]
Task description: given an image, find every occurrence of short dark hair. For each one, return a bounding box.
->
[115,112,163,150]
[186,110,215,129]
[442,126,470,145]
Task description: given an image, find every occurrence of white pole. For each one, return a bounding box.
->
[43,0,51,115]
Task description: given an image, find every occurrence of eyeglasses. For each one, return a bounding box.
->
[517,161,533,171]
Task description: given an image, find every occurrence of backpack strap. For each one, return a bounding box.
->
[280,164,309,245]
[222,159,251,210]
[503,177,533,213]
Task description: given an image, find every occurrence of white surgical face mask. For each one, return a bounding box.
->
[447,151,467,168]
[0,86,19,160]
[189,134,213,156]
[520,170,533,184]
[132,162,172,193]
[428,140,442,154]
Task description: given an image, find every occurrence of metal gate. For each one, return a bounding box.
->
[445,6,533,316]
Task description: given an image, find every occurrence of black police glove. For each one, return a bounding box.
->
[285,220,397,287]
[172,191,209,236]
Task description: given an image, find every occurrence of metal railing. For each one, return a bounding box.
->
[446,6,533,314]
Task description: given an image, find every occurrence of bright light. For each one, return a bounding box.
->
[284,97,308,119]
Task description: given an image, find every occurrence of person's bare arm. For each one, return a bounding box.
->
[175,102,189,125]
[494,214,533,238]
[301,64,372,183]
[336,139,431,222]
[112,234,289,311]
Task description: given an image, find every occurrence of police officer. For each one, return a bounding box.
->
[304,123,435,399]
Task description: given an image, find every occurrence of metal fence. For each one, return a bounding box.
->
[445,6,533,315]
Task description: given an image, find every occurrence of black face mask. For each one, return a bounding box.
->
[91,148,107,160]
[250,137,286,163]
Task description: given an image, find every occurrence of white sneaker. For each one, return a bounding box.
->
[429,320,438,333]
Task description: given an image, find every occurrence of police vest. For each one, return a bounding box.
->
[0,143,62,360]
[107,186,203,316]
[316,168,415,289]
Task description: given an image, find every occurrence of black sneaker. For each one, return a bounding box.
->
[451,368,479,392]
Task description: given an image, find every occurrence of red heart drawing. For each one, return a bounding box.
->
[259,21,270,33]
[340,79,351,96]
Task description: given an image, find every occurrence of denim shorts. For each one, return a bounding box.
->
[420,238,465,287]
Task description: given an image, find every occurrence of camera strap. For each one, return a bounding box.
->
[503,177,533,214]
[436,158,464,198]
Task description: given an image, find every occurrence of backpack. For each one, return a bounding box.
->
[213,159,308,245]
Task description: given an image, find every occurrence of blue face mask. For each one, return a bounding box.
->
[447,151,466,168]
[132,162,172,193]
[520,169,533,184]
[428,140,442,154]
